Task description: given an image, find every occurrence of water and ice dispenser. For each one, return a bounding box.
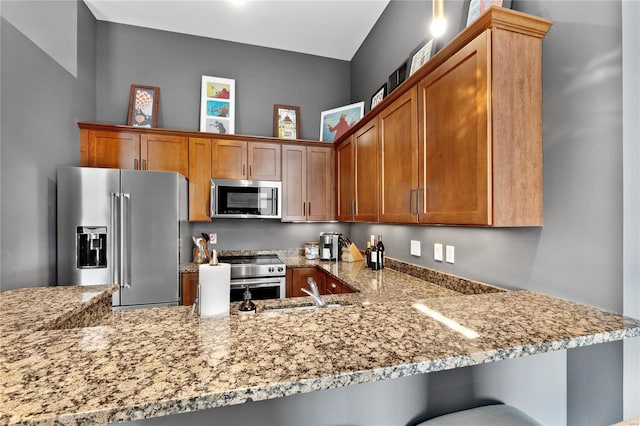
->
[76,226,107,268]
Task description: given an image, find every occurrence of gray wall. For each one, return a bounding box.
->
[0,0,97,291]
[622,0,640,418]
[350,1,630,424]
[190,220,350,252]
[96,22,350,140]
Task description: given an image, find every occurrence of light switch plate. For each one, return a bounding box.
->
[209,233,217,244]
[434,243,443,261]
[446,245,455,263]
[410,240,421,256]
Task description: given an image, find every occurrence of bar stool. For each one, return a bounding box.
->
[417,404,541,426]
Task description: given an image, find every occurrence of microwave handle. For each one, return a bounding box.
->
[210,179,216,217]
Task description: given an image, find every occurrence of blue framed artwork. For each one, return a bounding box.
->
[320,102,365,142]
[200,75,235,134]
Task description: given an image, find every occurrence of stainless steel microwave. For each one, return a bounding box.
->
[210,179,282,219]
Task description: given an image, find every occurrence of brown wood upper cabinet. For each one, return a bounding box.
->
[335,119,379,223]
[379,88,419,223]
[188,137,212,221]
[418,28,543,226]
[282,145,335,222]
[336,137,355,221]
[81,128,188,177]
[211,139,281,181]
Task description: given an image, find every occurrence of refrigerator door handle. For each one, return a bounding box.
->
[111,192,120,286]
[121,193,131,288]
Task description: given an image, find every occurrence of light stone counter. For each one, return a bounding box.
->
[2,262,639,425]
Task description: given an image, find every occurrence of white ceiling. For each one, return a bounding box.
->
[84,0,390,61]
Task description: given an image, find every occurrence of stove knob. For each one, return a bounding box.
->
[277,266,284,272]
[268,266,275,273]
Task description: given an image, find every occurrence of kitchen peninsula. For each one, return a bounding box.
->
[2,256,639,425]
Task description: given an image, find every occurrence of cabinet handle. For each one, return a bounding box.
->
[330,283,336,289]
[250,165,252,177]
[243,164,246,176]
[409,189,415,215]
[303,202,306,217]
[308,202,311,216]
[142,159,147,170]
[134,159,138,170]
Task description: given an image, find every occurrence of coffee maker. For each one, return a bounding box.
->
[319,232,341,260]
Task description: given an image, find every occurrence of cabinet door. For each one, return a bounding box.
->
[188,138,212,222]
[281,145,306,221]
[379,88,418,223]
[140,134,189,177]
[290,267,326,298]
[212,139,247,179]
[307,146,334,221]
[248,142,281,180]
[336,137,354,221]
[354,119,379,222]
[181,272,199,306]
[85,130,140,169]
[418,32,491,225]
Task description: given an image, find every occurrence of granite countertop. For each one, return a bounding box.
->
[2,258,640,425]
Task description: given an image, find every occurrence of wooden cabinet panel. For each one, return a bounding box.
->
[336,137,355,221]
[379,88,419,223]
[141,134,189,177]
[181,272,198,306]
[248,142,281,180]
[212,139,247,179]
[188,138,212,222]
[289,267,326,298]
[353,119,379,222]
[84,130,139,169]
[282,145,334,222]
[418,32,491,225]
[281,145,306,221]
[306,146,334,221]
[212,140,280,181]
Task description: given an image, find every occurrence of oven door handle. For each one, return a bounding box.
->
[229,278,285,288]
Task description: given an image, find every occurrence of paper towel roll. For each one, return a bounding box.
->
[198,263,231,318]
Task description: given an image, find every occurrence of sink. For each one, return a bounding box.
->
[261,303,344,314]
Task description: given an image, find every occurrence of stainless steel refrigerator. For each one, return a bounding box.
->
[57,166,188,309]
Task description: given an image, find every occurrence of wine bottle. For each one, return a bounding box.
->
[370,238,380,270]
[365,242,372,267]
[376,234,385,269]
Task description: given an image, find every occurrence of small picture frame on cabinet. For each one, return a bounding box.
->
[273,104,301,139]
[370,83,387,110]
[409,39,435,76]
[463,0,511,27]
[127,85,159,128]
[388,61,408,94]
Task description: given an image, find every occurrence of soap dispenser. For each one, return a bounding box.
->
[238,285,256,314]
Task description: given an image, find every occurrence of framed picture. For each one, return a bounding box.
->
[465,0,510,27]
[127,85,159,128]
[273,104,300,139]
[409,39,435,76]
[370,83,387,110]
[200,75,235,134]
[320,101,364,142]
[388,61,408,94]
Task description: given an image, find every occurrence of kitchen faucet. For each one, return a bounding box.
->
[301,277,327,308]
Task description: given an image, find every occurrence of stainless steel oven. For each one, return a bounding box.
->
[218,254,286,301]
[211,179,281,219]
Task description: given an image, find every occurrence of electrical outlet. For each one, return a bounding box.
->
[434,243,443,261]
[410,240,421,256]
[209,233,217,244]
[446,245,455,263]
